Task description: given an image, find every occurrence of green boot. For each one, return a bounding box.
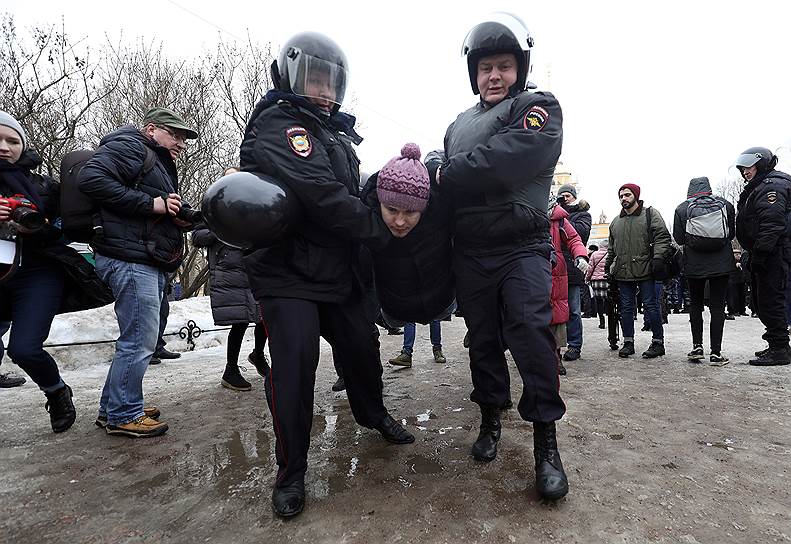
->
[388,350,412,367]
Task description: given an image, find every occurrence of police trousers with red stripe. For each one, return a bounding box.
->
[258,294,387,488]
[454,243,567,423]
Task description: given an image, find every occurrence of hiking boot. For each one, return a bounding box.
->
[642,342,665,359]
[749,347,791,366]
[618,341,635,358]
[563,347,580,361]
[44,384,76,433]
[389,351,412,367]
[331,377,346,392]
[754,347,770,358]
[154,348,181,360]
[375,414,415,444]
[709,353,730,366]
[272,479,305,518]
[471,405,501,462]
[96,407,161,428]
[0,373,25,388]
[106,415,168,438]
[221,366,252,391]
[433,347,446,364]
[248,351,270,378]
[687,345,705,362]
[533,421,569,500]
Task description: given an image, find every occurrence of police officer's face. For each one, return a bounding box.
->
[0,125,23,164]
[305,70,336,113]
[619,189,636,209]
[380,204,422,238]
[738,165,758,182]
[476,53,518,105]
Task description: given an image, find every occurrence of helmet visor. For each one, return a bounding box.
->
[286,51,347,108]
[734,152,763,168]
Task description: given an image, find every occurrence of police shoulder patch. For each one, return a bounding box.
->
[767,191,777,204]
[286,126,312,158]
[523,105,550,131]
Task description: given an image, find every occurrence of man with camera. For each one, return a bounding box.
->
[78,107,198,438]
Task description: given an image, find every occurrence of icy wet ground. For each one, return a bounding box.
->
[1,310,790,543]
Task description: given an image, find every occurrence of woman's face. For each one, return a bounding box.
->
[0,125,24,164]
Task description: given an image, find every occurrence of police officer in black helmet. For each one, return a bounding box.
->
[239,31,414,518]
[734,147,791,366]
[437,13,568,500]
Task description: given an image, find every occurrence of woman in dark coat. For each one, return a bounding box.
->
[192,167,269,391]
[0,111,112,431]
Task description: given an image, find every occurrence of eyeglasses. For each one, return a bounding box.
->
[157,125,187,145]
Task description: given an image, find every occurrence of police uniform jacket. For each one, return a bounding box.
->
[736,169,791,267]
[192,224,258,326]
[441,91,563,251]
[239,92,390,303]
[672,177,736,278]
[360,171,454,325]
[78,125,191,271]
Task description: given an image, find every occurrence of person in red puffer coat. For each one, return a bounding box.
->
[549,202,589,375]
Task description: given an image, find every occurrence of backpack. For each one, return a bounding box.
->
[60,147,157,243]
[685,195,729,251]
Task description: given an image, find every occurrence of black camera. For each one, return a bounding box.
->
[176,207,202,224]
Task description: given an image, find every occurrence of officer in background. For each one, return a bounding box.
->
[734,147,791,366]
[438,13,568,500]
[239,31,414,518]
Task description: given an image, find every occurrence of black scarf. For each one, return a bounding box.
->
[0,152,46,212]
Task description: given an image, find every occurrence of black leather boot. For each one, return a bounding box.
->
[44,384,76,433]
[471,405,501,462]
[533,421,569,500]
[272,478,305,518]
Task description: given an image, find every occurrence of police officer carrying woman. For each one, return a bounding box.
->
[0,111,111,432]
[734,147,791,366]
[239,32,413,518]
[438,14,568,500]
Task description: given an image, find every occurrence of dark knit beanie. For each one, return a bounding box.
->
[557,183,577,199]
[377,143,430,212]
[618,183,641,201]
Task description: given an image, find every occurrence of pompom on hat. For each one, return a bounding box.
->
[377,143,430,212]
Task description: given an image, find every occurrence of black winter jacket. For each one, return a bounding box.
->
[77,125,191,271]
[361,170,454,324]
[192,225,258,325]
[0,151,113,319]
[442,91,562,251]
[239,93,391,303]
[560,199,591,285]
[672,177,735,278]
[736,169,791,267]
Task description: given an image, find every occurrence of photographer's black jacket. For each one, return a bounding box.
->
[442,91,563,251]
[240,94,390,303]
[78,125,190,270]
[736,169,791,266]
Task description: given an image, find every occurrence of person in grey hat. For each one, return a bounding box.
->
[556,183,591,362]
[78,106,199,438]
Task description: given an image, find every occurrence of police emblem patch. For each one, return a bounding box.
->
[286,127,312,158]
[767,191,777,204]
[523,106,550,131]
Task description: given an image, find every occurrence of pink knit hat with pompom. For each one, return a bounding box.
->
[377,143,430,212]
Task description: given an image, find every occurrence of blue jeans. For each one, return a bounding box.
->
[402,321,442,355]
[566,285,583,349]
[643,281,664,328]
[0,266,65,392]
[619,279,663,342]
[95,255,166,426]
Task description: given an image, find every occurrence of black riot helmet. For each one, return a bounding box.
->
[461,12,534,96]
[734,147,778,177]
[271,32,348,114]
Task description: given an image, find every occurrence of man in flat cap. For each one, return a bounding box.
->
[79,107,198,438]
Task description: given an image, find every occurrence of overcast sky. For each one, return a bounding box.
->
[6,0,791,222]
